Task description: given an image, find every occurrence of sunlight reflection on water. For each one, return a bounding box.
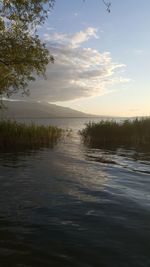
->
[0,118,150,267]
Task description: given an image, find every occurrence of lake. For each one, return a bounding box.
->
[0,118,150,267]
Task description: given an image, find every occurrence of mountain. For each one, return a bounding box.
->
[0,100,94,118]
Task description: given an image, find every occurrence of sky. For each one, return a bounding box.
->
[18,0,150,117]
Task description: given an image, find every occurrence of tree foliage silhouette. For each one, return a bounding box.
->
[0,0,55,98]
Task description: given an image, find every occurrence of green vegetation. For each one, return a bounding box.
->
[80,118,150,149]
[0,120,63,150]
[0,0,55,100]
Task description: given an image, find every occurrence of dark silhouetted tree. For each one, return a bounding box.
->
[0,0,55,99]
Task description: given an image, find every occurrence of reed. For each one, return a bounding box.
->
[0,120,63,150]
[80,118,150,149]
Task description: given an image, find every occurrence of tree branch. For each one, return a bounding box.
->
[102,0,111,13]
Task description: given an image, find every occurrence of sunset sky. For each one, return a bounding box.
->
[19,0,150,117]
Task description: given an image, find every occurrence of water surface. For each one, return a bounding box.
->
[0,118,150,267]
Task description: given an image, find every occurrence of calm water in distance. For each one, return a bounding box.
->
[0,117,150,267]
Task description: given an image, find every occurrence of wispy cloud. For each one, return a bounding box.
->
[21,28,129,102]
[133,49,144,55]
[44,27,98,48]
[46,26,55,31]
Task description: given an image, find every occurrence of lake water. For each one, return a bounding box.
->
[0,118,150,267]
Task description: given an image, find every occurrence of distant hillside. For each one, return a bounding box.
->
[0,100,94,118]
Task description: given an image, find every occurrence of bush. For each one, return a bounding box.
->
[80,118,150,149]
[0,120,63,150]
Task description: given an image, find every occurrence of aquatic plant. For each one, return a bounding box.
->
[80,118,150,149]
[0,120,63,150]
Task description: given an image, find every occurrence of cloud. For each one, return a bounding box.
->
[19,28,129,103]
[133,49,144,55]
[46,26,55,31]
[43,27,98,48]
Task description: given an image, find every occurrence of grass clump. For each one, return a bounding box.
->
[0,120,63,150]
[80,118,150,150]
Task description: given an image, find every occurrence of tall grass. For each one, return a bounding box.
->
[0,120,63,150]
[80,118,150,149]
